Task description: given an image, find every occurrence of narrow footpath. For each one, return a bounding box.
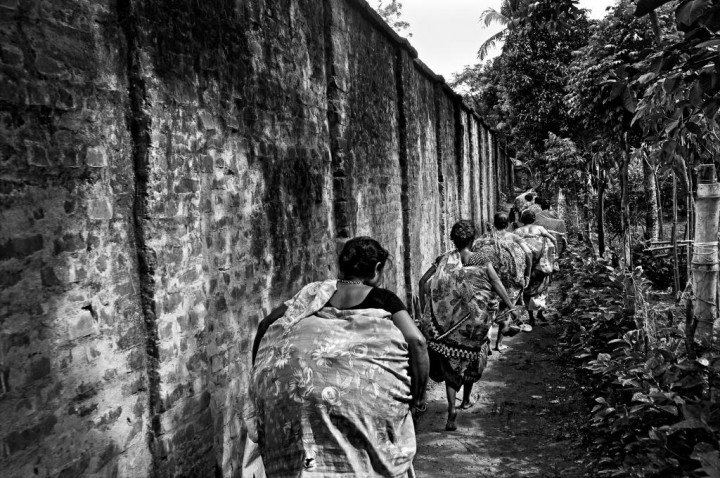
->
[414,308,591,477]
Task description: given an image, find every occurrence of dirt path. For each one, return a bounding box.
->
[413,317,590,477]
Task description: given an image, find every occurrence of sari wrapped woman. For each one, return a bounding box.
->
[248,237,429,477]
[418,220,519,431]
[514,210,558,326]
[473,212,533,350]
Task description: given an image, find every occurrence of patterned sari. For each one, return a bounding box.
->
[535,211,567,256]
[472,233,526,303]
[248,280,416,478]
[515,233,552,303]
[418,251,493,390]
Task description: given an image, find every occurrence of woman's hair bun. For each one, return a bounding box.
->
[338,236,389,280]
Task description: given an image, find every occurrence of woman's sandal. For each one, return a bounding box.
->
[445,412,458,431]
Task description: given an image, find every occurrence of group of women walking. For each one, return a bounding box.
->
[246,194,564,477]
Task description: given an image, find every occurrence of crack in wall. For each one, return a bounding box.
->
[434,83,446,251]
[454,98,465,220]
[324,0,354,243]
[394,50,414,309]
[117,2,161,476]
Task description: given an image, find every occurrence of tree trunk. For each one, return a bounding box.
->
[672,169,680,297]
[557,188,565,220]
[655,166,664,240]
[621,149,633,269]
[643,156,660,241]
[583,198,595,256]
[692,165,720,347]
[621,148,635,314]
[597,168,606,257]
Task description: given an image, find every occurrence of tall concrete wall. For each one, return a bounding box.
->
[0,0,509,476]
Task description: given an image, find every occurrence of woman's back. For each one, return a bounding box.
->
[515,224,546,236]
[250,281,415,477]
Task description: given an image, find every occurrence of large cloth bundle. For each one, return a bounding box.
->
[472,235,526,291]
[248,280,416,478]
[535,211,567,256]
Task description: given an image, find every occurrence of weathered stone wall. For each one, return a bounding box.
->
[0,1,153,476]
[437,87,460,252]
[0,0,510,476]
[399,53,441,308]
[328,0,406,298]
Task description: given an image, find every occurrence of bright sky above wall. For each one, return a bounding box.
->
[401,0,619,81]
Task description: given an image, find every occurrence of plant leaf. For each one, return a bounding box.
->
[676,0,712,29]
[635,0,676,17]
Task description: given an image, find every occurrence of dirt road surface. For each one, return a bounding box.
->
[413,318,591,478]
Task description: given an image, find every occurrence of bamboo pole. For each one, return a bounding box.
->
[672,168,680,298]
[693,164,720,347]
[597,168,606,257]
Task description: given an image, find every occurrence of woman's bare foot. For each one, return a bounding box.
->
[494,344,508,352]
[445,411,458,431]
[459,399,475,409]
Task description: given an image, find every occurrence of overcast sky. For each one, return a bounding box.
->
[400,0,619,80]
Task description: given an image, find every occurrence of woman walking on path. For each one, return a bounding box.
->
[248,237,429,477]
[418,220,519,431]
[473,212,533,351]
[535,197,568,258]
[515,210,558,325]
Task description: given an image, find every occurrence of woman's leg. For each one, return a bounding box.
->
[460,381,475,409]
[523,286,536,326]
[445,384,458,431]
[495,318,510,351]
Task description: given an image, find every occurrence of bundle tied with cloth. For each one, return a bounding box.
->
[246,280,417,477]
[511,190,566,313]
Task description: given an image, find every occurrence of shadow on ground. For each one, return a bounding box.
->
[414,319,590,478]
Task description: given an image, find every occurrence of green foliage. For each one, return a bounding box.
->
[374,0,411,36]
[498,0,590,154]
[630,0,720,169]
[557,246,720,477]
[632,243,688,290]
[565,0,667,146]
[540,134,590,204]
[451,63,506,130]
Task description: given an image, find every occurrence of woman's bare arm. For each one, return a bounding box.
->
[252,303,288,364]
[486,263,517,313]
[391,310,429,407]
[538,226,558,247]
[418,264,437,312]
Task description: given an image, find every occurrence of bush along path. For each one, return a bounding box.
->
[555,244,720,477]
[413,285,593,477]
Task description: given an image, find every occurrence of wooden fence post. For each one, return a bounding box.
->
[692,164,720,347]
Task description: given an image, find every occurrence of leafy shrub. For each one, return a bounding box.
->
[632,243,687,290]
[556,244,720,477]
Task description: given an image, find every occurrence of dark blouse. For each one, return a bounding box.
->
[335,287,407,314]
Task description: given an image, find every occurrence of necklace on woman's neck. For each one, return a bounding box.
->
[338,278,363,285]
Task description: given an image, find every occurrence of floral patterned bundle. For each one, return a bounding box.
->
[248,280,416,477]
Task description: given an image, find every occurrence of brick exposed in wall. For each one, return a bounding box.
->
[0,0,510,476]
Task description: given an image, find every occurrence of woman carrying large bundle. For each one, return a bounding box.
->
[514,209,558,325]
[473,212,533,350]
[248,237,429,477]
[418,220,519,431]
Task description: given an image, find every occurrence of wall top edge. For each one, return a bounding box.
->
[344,0,499,135]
